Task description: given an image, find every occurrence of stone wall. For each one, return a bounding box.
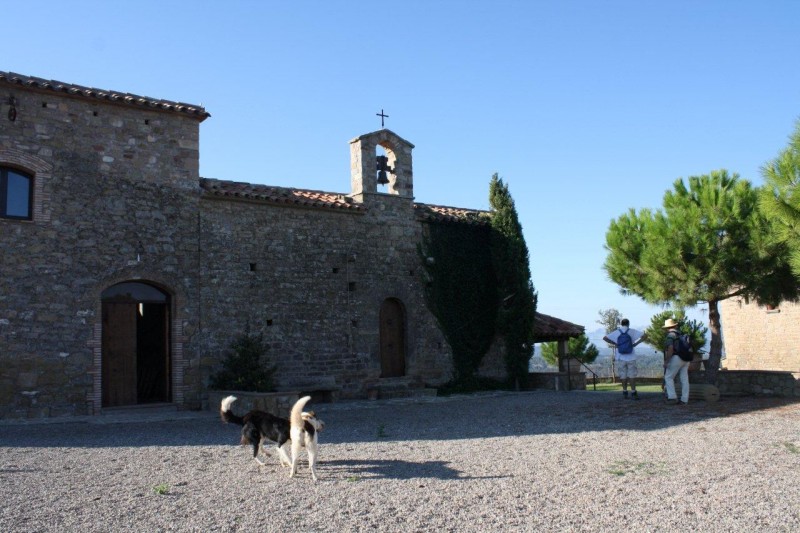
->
[476,337,507,380]
[197,192,454,400]
[527,372,586,391]
[690,370,799,397]
[719,297,800,371]
[0,81,465,419]
[1,86,203,418]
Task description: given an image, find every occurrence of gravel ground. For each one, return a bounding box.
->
[1,390,799,532]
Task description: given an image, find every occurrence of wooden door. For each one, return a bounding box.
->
[379,299,406,378]
[102,301,138,407]
[136,303,170,403]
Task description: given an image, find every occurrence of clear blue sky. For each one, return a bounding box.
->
[8,1,800,330]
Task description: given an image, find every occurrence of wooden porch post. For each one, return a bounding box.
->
[557,339,567,371]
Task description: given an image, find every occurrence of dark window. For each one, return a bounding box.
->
[1,167,33,220]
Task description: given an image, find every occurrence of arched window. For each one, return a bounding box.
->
[0,166,33,220]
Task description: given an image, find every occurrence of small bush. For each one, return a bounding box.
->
[209,334,277,392]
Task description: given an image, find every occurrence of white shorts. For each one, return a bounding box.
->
[617,360,638,380]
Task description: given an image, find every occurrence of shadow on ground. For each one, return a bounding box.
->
[0,390,797,448]
[322,459,509,481]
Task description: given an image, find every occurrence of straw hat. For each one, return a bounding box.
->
[662,318,679,329]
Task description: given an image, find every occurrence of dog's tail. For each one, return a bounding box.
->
[290,395,312,430]
[220,395,245,426]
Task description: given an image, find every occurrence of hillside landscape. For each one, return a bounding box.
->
[530,327,713,379]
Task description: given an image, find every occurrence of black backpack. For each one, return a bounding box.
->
[673,334,694,362]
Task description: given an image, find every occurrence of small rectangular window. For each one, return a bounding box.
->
[1,167,33,220]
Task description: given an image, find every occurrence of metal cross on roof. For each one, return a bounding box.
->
[376,109,389,128]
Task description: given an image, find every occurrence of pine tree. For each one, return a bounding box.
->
[759,119,800,279]
[541,333,599,367]
[643,311,707,359]
[604,171,798,384]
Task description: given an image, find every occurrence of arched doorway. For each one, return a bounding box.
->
[379,298,406,378]
[101,282,171,407]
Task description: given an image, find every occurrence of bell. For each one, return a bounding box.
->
[377,170,389,185]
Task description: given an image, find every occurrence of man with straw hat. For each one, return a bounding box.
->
[662,318,690,404]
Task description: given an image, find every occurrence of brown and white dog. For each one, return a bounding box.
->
[289,395,322,481]
[220,395,324,475]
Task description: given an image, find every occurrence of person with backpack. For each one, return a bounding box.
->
[662,318,691,405]
[602,318,646,400]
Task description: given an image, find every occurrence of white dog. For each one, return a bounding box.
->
[220,395,324,471]
[289,395,323,481]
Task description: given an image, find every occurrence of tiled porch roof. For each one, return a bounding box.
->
[0,71,209,120]
[533,312,585,342]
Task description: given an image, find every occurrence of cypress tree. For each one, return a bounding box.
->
[489,174,537,388]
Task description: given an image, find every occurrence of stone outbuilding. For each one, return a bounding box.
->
[717,297,800,396]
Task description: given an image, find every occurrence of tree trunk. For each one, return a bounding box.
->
[703,299,723,384]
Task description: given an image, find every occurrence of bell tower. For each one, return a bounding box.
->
[349,129,414,200]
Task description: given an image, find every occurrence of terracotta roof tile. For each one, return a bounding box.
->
[200,178,363,211]
[201,179,496,222]
[533,312,585,342]
[414,203,491,225]
[0,71,209,120]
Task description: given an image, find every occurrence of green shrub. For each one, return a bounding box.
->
[209,334,277,392]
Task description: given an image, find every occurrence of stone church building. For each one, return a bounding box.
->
[0,71,505,419]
